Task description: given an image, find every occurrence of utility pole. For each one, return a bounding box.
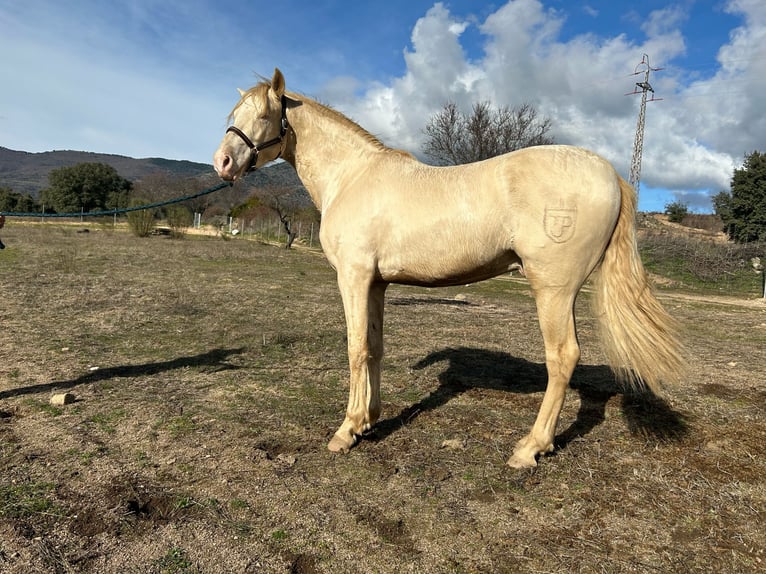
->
[626,54,662,197]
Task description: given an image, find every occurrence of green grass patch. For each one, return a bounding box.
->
[23,399,64,417]
[87,408,127,434]
[165,414,197,437]
[152,546,197,574]
[639,232,764,296]
[271,529,289,542]
[0,482,59,519]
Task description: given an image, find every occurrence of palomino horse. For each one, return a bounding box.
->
[213,69,684,468]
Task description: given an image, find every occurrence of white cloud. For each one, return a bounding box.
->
[323,0,763,209]
[3,0,763,212]
[582,6,599,18]
[323,3,483,151]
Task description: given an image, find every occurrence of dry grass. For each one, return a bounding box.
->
[0,223,764,573]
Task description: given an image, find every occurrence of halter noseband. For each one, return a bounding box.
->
[226,94,289,172]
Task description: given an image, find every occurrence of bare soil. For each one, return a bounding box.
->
[1,224,764,573]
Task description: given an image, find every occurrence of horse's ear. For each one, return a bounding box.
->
[237,88,245,97]
[271,68,285,98]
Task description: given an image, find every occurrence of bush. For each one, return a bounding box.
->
[166,205,193,238]
[664,201,689,223]
[127,201,156,237]
[639,229,764,295]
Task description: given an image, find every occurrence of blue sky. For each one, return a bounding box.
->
[1,1,764,212]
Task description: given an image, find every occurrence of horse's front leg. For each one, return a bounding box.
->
[328,277,387,453]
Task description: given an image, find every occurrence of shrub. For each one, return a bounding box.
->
[665,200,689,223]
[639,229,764,294]
[127,201,156,237]
[166,205,193,238]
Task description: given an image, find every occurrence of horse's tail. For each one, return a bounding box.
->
[591,176,684,394]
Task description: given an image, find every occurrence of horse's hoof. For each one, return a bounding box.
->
[507,451,538,469]
[328,432,356,453]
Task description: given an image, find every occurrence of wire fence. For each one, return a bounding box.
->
[0,181,232,219]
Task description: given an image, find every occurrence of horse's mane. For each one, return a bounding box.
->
[231,81,412,158]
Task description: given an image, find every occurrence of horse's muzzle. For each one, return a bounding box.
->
[213,148,243,181]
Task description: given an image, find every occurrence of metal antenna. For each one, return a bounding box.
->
[626,54,663,197]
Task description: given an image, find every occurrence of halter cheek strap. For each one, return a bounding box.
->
[226,95,289,172]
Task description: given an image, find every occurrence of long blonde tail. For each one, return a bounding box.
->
[592,177,684,393]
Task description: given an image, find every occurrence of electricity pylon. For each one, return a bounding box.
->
[626,54,662,196]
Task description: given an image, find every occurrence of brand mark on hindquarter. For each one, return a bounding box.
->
[544,207,577,243]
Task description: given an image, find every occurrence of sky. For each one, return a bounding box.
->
[1,0,764,213]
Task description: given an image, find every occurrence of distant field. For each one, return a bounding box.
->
[0,224,764,573]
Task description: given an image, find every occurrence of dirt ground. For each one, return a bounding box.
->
[0,224,764,573]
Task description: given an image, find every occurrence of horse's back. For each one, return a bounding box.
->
[429,144,623,255]
[495,145,621,207]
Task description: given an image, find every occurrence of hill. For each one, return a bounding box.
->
[0,147,304,198]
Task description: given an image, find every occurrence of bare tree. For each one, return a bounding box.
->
[422,101,554,165]
[266,189,299,249]
[243,185,307,249]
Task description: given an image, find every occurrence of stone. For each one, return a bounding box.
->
[50,393,76,406]
[441,438,466,450]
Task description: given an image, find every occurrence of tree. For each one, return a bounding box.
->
[232,185,318,249]
[41,163,131,213]
[422,101,554,165]
[132,172,223,226]
[255,186,303,249]
[0,187,40,213]
[713,150,766,243]
[664,200,689,223]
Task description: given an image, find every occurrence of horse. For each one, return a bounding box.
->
[213,68,684,468]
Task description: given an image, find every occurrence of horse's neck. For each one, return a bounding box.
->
[285,100,383,212]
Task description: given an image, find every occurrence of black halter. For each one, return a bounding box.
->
[226,94,289,172]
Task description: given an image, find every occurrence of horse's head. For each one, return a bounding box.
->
[214,68,289,181]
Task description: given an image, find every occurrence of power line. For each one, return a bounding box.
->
[626,54,662,197]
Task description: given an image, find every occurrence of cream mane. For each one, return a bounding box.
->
[231,80,412,158]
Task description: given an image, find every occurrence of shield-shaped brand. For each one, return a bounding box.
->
[544,208,577,243]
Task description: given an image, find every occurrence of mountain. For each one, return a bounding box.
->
[0,147,304,198]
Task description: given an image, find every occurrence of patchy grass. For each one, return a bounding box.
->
[0,482,59,520]
[638,226,764,296]
[152,546,198,574]
[0,222,764,573]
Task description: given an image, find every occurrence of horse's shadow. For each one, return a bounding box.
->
[0,347,246,401]
[369,347,687,450]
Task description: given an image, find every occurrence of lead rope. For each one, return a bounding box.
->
[0,180,233,248]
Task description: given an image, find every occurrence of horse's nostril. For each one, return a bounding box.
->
[214,150,233,177]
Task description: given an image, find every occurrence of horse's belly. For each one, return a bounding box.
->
[378,246,521,287]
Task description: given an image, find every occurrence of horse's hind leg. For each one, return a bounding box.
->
[508,285,580,468]
[328,278,387,453]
